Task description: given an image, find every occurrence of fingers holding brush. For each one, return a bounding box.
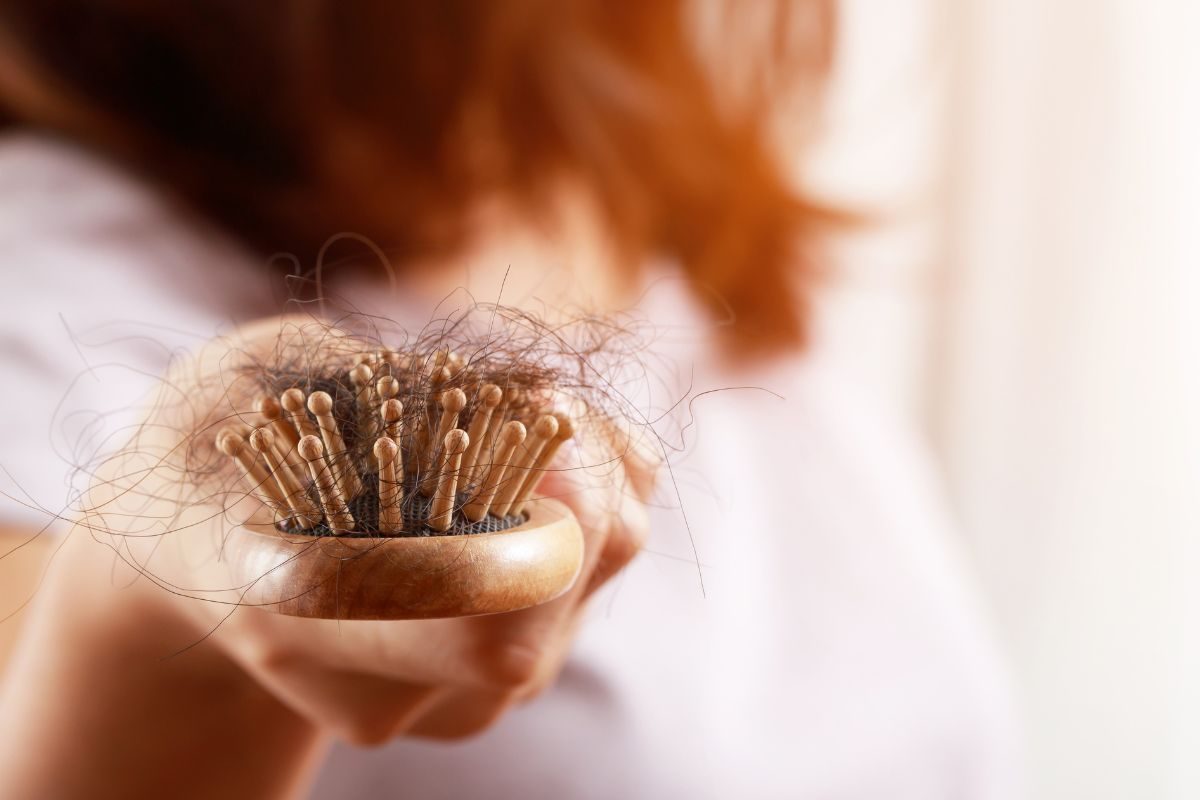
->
[437,428,658,700]
[68,311,665,749]
[215,414,659,741]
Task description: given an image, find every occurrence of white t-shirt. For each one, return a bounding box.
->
[0,134,1023,799]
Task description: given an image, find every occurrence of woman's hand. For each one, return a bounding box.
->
[0,314,657,798]
[159,317,657,743]
[199,428,653,744]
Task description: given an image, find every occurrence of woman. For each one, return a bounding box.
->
[0,2,1021,798]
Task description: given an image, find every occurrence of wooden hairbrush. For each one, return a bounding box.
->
[213,346,583,620]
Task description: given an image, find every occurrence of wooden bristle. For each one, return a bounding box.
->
[428,429,469,532]
[376,375,399,402]
[374,437,403,534]
[257,394,306,481]
[305,390,362,501]
[412,367,450,482]
[349,363,375,414]
[511,413,574,517]
[217,428,288,516]
[466,386,521,488]
[491,414,558,518]
[463,420,525,522]
[227,342,578,536]
[381,397,403,441]
[280,388,319,441]
[249,427,319,529]
[420,387,467,497]
[298,434,356,532]
[459,384,502,492]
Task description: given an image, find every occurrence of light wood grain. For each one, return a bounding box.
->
[228,498,582,620]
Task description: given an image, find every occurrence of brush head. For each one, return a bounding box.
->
[218,341,576,538]
[214,335,585,618]
[74,310,657,621]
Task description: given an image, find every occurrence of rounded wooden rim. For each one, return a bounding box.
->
[228,498,583,620]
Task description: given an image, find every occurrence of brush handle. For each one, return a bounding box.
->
[226,499,582,620]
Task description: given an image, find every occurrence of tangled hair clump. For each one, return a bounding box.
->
[0,298,721,623]
[73,302,667,580]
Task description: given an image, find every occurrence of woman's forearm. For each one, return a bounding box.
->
[0,534,326,800]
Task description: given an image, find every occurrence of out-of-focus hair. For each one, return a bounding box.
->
[0,0,838,357]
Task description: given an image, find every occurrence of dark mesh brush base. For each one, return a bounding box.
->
[278,476,525,538]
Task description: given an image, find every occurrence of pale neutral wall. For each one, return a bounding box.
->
[937,2,1200,798]
[817,1,1200,798]
[803,0,947,424]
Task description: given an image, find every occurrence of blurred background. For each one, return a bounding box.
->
[0,2,1196,797]
[811,0,1200,797]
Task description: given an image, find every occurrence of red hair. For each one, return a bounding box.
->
[0,0,838,356]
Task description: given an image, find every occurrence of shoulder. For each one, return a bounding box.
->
[0,133,273,527]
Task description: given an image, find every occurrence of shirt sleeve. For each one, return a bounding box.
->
[0,135,272,530]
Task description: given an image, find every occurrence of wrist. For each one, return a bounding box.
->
[0,533,326,800]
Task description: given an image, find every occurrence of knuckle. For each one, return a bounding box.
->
[338,713,403,747]
[238,642,420,746]
[240,638,304,680]
[474,637,549,690]
[514,670,556,703]
[327,692,432,747]
[415,702,510,741]
[604,514,648,569]
[618,525,645,564]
